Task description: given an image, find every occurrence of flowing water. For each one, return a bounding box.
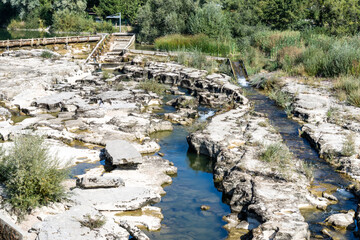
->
[145,93,230,239]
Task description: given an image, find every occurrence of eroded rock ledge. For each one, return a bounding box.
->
[187,106,326,239]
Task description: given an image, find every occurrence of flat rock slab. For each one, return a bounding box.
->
[34,92,76,110]
[71,187,160,211]
[76,175,125,189]
[35,205,129,240]
[105,140,142,165]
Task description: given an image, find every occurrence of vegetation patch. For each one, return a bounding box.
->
[138,79,166,95]
[155,34,236,57]
[0,135,68,217]
[188,121,208,133]
[260,143,291,167]
[79,214,106,230]
[176,50,219,73]
[41,51,55,59]
[341,134,356,157]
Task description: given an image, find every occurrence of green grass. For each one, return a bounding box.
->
[155,34,236,57]
[138,79,166,95]
[0,135,68,217]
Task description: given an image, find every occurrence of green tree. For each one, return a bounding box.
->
[189,2,231,39]
[94,0,146,24]
[136,0,196,42]
[309,0,360,35]
[257,0,309,30]
[1,0,40,19]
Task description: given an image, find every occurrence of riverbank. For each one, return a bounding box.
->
[0,49,358,239]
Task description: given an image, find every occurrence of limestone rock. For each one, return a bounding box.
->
[325,210,355,229]
[105,140,142,166]
[76,175,125,189]
[70,187,161,211]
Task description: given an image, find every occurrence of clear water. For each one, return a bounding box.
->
[146,126,229,240]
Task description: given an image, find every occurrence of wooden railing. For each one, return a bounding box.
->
[0,35,101,48]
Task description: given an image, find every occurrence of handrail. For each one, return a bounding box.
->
[123,34,136,50]
[85,33,108,63]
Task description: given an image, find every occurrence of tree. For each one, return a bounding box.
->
[94,0,146,24]
[2,0,40,19]
[189,2,231,39]
[309,0,360,35]
[257,0,309,30]
[136,0,196,42]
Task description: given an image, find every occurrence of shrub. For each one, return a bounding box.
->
[301,162,314,180]
[342,134,356,157]
[252,31,302,59]
[268,89,293,110]
[52,11,114,33]
[0,135,68,216]
[176,50,218,73]
[41,51,54,59]
[259,143,292,168]
[114,83,124,91]
[333,76,360,107]
[188,121,208,133]
[250,75,282,90]
[138,79,166,95]
[79,214,106,230]
[189,2,231,39]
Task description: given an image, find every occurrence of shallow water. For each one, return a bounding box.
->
[145,125,229,240]
[244,86,358,239]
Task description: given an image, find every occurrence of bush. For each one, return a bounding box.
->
[52,11,114,33]
[41,51,54,59]
[0,135,68,216]
[333,76,360,107]
[189,2,231,39]
[252,31,302,59]
[188,121,208,133]
[138,79,166,95]
[268,89,293,109]
[259,143,292,168]
[176,50,218,73]
[79,214,106,230]
[342,134,356,157]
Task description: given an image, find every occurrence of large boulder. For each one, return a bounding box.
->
[105,140,142,166]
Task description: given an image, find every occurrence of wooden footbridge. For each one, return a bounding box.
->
[0,35,101,48]
[0,32,136,64]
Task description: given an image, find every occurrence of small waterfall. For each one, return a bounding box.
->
[229,60,248,87]
[199,110,215,121]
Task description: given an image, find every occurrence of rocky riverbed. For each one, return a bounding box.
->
[0,49,353,239]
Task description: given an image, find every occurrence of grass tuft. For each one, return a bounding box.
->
[79,214,106,230]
